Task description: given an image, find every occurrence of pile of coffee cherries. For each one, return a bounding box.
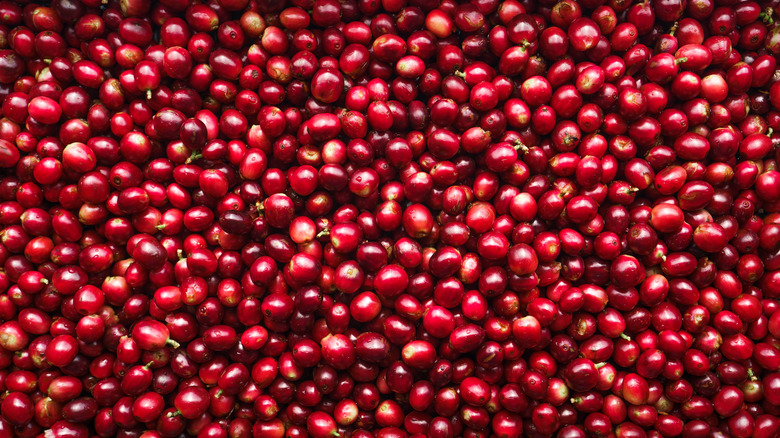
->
[0,0,779,437]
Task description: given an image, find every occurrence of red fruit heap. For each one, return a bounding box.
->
[0,0,779,438]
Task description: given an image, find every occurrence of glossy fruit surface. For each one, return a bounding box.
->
[0,1,776,438]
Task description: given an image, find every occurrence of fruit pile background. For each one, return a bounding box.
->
[0,0,779,437]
